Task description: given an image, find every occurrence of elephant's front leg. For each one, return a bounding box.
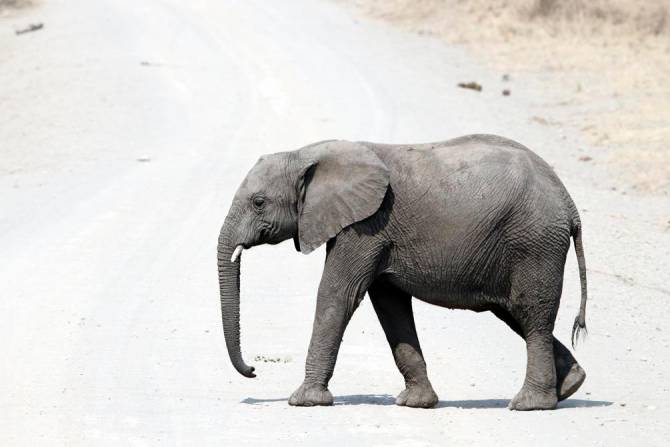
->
[287,293,355,406]
[289,238,381,407]
[369,280,438,408]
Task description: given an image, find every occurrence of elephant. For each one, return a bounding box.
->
[217,134,588,410]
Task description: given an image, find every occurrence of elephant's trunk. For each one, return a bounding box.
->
[217,221,255,378]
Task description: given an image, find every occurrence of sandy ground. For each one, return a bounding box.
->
[1,0,669,445]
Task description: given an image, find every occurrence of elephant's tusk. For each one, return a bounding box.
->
[230,245,244,263]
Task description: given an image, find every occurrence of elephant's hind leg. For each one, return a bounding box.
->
[505,260,566,411]
[490,308,586,402]
[369,280,438,408]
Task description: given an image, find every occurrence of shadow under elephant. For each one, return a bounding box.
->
[241,395,612,409]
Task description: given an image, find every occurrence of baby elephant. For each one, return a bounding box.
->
[218,135,588,410]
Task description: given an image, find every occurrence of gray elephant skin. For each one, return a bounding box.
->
[217,134,588,410]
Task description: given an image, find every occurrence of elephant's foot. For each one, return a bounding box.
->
[396,381,438,408]
[288,382,333,407]
[508,385,557,411]
[557,363,586,401]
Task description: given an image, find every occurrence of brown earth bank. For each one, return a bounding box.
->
[337,0,670,195]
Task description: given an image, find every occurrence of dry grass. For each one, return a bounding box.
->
[0,0,33,8]
[0,0,34,15]
[340,0,670,194]
[347,0,669,40]
[525,0,667,36]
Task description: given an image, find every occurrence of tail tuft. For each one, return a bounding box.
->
[571,315,587,348]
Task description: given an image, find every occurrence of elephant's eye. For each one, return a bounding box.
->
[252,196,265,209]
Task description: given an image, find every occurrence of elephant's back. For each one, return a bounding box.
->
[368,134,574,235]
[366,134,566,202]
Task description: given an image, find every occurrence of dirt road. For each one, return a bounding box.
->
[1,0,669,445]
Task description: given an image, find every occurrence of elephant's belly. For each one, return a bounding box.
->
[381,265,509,310]
[410,290,495,310]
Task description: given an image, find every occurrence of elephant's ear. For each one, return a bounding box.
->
[296,141,390,254]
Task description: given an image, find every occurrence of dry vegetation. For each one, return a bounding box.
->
[0,0,34,17]
[0,0,32,10]
[341,0,670,194]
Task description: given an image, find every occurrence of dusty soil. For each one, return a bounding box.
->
[339,0,670,195]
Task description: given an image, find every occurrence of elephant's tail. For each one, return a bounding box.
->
[570,221,588,348]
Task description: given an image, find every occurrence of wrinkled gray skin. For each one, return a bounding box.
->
[218,135,588,410]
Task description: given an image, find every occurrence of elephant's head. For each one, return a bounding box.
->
[217,140,390,378]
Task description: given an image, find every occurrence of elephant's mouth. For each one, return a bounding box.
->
[259,227,281,244]
[257,226,290,246]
